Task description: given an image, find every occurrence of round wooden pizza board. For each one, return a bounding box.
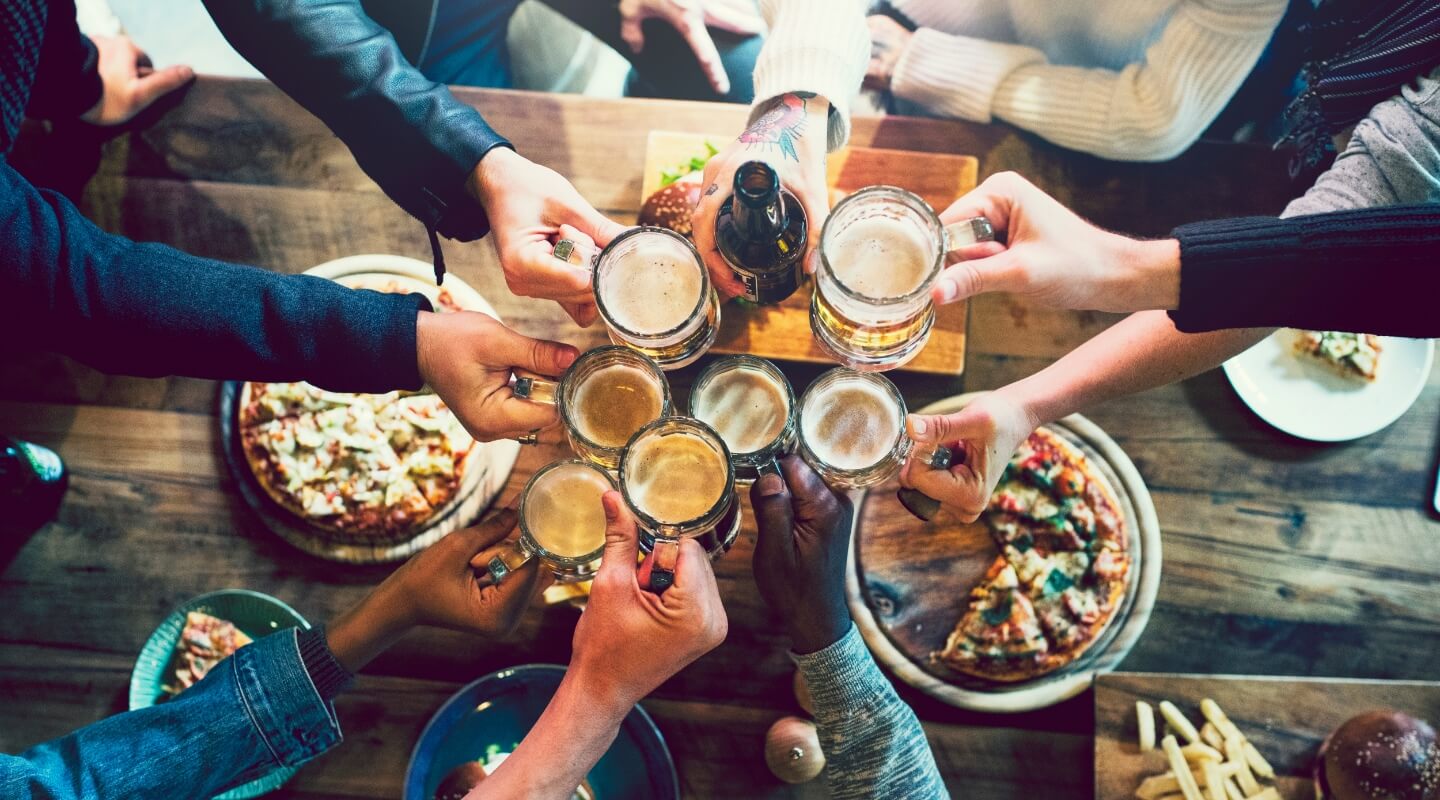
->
[219,255,520,564]
[844,392,1161,712]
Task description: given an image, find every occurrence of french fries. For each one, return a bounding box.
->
[1131,699,1281,800]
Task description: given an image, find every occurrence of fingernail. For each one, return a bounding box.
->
[754,473,785,498]
[935,278,957,304]
[910,415,927,436]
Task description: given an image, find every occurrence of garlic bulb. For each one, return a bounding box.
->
[765,716,825,784]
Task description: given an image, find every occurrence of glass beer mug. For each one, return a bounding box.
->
[811,186,994,371]
[687,355,797,485]
[796,367,951,490]
[512,345,672,470]
[592,226,722,370]
[618,416,741,591]
[488,459,615,584]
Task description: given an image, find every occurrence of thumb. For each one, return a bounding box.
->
[596,491,639,581]
[489,321,579,376]
[462,507,520,561]
[620,13,646,54]
[932,248,1022,306]
[749,471,795,567]
[132,64,195,109]
[906,408,986,447]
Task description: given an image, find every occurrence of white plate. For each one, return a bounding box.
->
[1223,331,1434,442]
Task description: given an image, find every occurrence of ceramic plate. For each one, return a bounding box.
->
[1223,331,1434,442]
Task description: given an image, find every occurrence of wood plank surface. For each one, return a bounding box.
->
[2,78,1438,800]
[1094,672,1440,800]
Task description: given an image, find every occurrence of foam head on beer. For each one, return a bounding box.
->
[570,363,663,448]
[801,376,901,470]
[599,239,703,335]
[828,214,934,299]
[524,463,611,558]
[624,431,728,523]
[691,366,789,454]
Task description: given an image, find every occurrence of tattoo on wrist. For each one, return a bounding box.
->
[704,183,719,197]
[739,92,817,162]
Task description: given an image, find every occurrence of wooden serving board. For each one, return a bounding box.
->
[844,392,1162,713]
[641,130,979,375]
[1094,672,1440,799]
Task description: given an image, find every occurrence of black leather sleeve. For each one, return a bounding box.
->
[202,0,511,242]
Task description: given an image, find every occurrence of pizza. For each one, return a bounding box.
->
[1291,329,1381,382]
[161,611,253,698]
[935,428,1131,682]
[237,279,475,541]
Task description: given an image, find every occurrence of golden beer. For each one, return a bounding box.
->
[594,226,721,370]
[490,459,615,584]
[797,368,916,489]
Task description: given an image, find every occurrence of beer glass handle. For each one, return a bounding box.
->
[486,540,534,586]
[942,216,996,255]
[512,375,560,406]
[896,443,954,522]
[756,457,782,478]
[643,537,681,594]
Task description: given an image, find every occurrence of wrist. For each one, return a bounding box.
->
[415,310,444,389]
[326,579,416,673]
[787,609,850,656]
[1111,236,1181,312]
[467,146,522,210]
[562,660,636,722]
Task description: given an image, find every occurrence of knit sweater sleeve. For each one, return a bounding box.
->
[751,0,870,152]
[890,0,1286,161]
[792,624,948,800]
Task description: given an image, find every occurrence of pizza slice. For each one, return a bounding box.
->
[162,611,253,698]
[1291,329,1382,382]
[934,557,1051,681]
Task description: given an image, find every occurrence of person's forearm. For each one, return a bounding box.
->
[795,625,947,800]
[326,578,416,673]
[1004,311,1271,427]
[471,668,630,799]
[752,0,870,151]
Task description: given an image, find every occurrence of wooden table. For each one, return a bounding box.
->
[2,79,1437,799]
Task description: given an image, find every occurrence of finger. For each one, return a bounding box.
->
[799,190,830,271]
[750,470,796,569]
[489,395,563,437]
[938,171,1033,239]
[597,490,639,581]
[563,201,629,251]
[132,65,195,109]
[462,508,520,557]
[620,13,647,54]
[637,538,679,590]
[703,2,767,34]
[676,12,731,95]
[668,536,720,602]
[777,454,847,532]
[932,248,1023,306]
[560,299,599,328]
[517,241,595,300]
[692,184,744,299]
[486,320,580,376]
[480,555,550,636]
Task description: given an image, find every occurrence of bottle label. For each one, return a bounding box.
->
[731,263,802,305]
[17,442,64,482]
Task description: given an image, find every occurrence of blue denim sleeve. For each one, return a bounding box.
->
[0,628,342,800]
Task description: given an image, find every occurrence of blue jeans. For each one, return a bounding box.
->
[0,629,340,800]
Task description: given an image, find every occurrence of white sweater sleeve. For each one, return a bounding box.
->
[890,0,1287,161]
[751,0,871,152]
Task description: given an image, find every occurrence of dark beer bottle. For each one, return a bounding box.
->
[0,436,67,530]
[715,160,808,305]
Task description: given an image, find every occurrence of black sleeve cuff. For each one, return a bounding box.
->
[297,625,354,702]
[1168,215,1302,333]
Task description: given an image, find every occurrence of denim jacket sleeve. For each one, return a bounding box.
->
[792,624,949,800]
[0,628,343,800]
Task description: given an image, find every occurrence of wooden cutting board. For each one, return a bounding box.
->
[640,130,978,375]
[1094,672,1440,799]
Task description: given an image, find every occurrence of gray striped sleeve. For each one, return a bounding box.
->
[792,624,949,800]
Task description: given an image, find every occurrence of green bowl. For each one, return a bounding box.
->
[130,589,311,799]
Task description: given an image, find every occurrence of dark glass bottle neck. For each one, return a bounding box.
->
[732,161,787,239]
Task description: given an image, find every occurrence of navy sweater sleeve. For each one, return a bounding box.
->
[1168,205,1440,338]
[201,0,511,242]
[0,161,430,392]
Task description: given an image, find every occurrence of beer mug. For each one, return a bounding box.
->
[618,416,741,591]
[513,345,671,470]
[488,460,615,584]
[796,367,951,490]
[593,226,722,370]
[811,186,994,372]
[688,355,797,485]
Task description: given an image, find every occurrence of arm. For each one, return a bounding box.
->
[888,0,1286,160]
[0,512,546,800]
[751,0,871,153]
[751,458,947,800]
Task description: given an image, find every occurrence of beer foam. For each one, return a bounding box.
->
[624,432,728,523]
[828,216,934,298]
[692,367,789,454]
[600,246,702,334]
[570,364,663,448]
[526,464,611,558]
[801,378,901,470]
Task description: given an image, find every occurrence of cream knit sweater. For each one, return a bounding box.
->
[887,0,1288,160]
[749,0,871,152]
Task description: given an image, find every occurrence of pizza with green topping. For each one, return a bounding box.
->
[935,428,1130,682]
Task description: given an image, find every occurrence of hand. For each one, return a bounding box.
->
[619,0,766,96]
[569,492,728,709]
[415,309,579,442]
[469,148,628,326]
[898,390,1038,523]
[326,508,550,672]
[931,171,1180,312]
[750,456,854,655]
[81,35,194,126]
[864,15,913,92]
[692,93,831,299]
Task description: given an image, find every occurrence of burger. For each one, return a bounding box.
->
[639,173,703,239]
[1315,710,1439,800]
